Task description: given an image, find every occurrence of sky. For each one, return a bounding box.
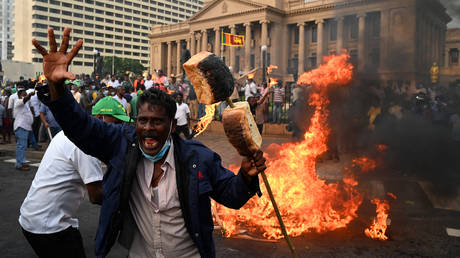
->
[440,0,460,28]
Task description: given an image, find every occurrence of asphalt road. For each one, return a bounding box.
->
[1,143,460,257]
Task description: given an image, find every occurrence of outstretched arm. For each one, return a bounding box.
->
[32,27,125,163]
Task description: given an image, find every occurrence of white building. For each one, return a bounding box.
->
[0,0,14,60]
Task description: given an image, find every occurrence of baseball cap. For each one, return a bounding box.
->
[92,96,131,122]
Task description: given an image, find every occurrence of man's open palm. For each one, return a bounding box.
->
[32,27,82,84]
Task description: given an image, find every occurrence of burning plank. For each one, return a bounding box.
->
[267,64,278,74]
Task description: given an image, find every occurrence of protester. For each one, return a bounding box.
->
[144,74,154,89]
[2,88,12,143]
[40,104,62,139]
[133,75,145,93]
[255,90,270,134]
[243,77,257,100]
[18,96,131,258]
[0,101,6,143]
[113,86,128,111]
[33,27,266,257]
[13,88,34,171]
[272,81,285,123]
[80,85,93,114]
[71,84,81,104]
[174,92,191,139]
[107,76,120,88]
[29,88,42,143]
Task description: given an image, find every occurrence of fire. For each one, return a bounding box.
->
[376,144,389,152]
[214,54,365,239]
[352,157,376,173]
[193,102,220,137]
[364,198,391,241]
[247,72,256,79]
[267,64,278,74]
[268,78,278,88]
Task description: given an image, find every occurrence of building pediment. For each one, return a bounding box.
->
[189,0,266,23]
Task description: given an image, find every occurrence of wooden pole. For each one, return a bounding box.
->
[226,97,298,258]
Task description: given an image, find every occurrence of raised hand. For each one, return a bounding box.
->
[32,27,83,86]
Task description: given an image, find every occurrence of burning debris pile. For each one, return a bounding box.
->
[213,54,394,241]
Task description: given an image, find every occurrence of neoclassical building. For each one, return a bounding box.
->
[149,0,451,87]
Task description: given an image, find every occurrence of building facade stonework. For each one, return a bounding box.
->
[149,0,451,87]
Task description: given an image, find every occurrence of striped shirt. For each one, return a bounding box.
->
[273,86,285,103]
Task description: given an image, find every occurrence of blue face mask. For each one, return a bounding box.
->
[103,90,109,96]
[139,121,173,163]
[85,90,90,94]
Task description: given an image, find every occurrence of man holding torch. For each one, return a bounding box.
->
[32,27,266,258]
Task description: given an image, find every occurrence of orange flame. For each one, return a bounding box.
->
[352,157,377,173]
[267,65,278,74]
[214,54,364,239]
[376,144,389,152]
[387,192,397,200]
[193,102,220,137]
[268,78,278,88]
[247,72,256,79]
[364,198,391,240]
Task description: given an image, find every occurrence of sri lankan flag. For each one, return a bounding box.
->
[222,32,245,47]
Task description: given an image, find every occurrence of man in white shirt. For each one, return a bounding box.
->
[19,96,131,258]
[243,78,258,100]
[112,86,128,111]
[7,83,24,119]
[29,92,42,144]
[107,76,120,88]
[174,92,191,139]
[14,88,35,171]
[144,74,154,90]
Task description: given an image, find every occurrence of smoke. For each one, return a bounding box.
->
[325,80,460,197]
[440,0,460,28]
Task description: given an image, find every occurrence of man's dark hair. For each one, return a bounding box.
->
[175,92,183,98]
[137,88,177,120]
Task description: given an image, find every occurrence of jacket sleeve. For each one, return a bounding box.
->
[207,152,261,209]
[48,89,125,164]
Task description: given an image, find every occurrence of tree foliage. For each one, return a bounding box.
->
[102,56,146,77]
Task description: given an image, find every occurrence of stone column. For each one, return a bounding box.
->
[229,24,236,71]
[166,41,172,76]
[297,22,305,75]
[316,19,324,65]
[201,29,208,52]
[357,13,366,72]
[380,9,389,70]
[196,32,202,52]
[281,23,289,74]
[244,22,252,72]
[336,17,344,54]
[260,20,269,46]
[176,40,181,75]
[213,27,220,56]
[190,32,196,56]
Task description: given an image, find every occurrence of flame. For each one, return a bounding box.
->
[267,65,278,74]
[364,198,391,240]
[376,144,389,152]
[352,157,376,173]
[214,54,365,239]
[268,78,278,88]
[193,102,220,137]
[247,72,256,79]
[387,192,397,200]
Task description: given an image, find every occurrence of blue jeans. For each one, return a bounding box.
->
[273,102,283,123]
[15,127,29,168]
[28,130,38,148]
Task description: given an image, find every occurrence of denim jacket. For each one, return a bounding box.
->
[48,89,261,257]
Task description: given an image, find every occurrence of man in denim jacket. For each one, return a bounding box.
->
[33,27,267,258]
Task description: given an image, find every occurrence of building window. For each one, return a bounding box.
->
[349,49,358,66]
[62,2,72,8]
[350,18,358,39]
[310,53,317,67]
[330,20,337,41]
[32,5,48,11]
[311,25,317,43]
[62,19,72,24]
[106,49,113,53]
[368,12,381,38]
[450,48,459,65]
[250,54,255,69]
[294,27,299,44]
[370,48,380,66]
[74,21,83,26]
[50,0,60,6]
[49,8,60,14]
[62,11,72,16]
[50,17,60,22]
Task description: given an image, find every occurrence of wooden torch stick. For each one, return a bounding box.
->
[226,97,298,258]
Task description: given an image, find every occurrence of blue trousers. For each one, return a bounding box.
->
[28,130,38,148]
[15,127,29,168]
[273,102,283,123]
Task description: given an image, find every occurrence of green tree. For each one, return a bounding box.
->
[102,56,145,77]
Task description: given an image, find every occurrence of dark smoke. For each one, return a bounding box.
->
[325,80,460,197]
[440,0,460,28]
